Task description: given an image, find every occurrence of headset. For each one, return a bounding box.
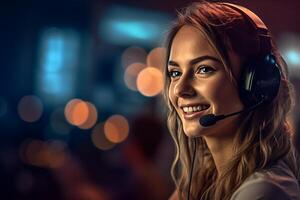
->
[222,3,281,107]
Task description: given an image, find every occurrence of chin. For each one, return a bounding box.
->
[183,125,205,138]
[183,118,219,138]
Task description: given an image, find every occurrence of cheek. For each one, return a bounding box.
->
[211,79,230,100]
[196,76,242,110]
[195,77,226,102]
[168,84,177,107]
[213,82,243,111]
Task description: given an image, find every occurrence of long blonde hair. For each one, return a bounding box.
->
[163,1,299,199]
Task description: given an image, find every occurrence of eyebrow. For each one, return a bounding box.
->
[168,55,222,67]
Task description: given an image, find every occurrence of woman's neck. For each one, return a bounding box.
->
[203,135,235,176]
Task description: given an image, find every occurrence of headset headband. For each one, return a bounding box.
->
[221,2,272,56]
[222,3,268,30]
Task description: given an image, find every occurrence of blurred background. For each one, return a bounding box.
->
[0,0,300,199]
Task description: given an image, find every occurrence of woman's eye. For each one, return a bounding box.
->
[197,66,215,74]
[168,70,182,78]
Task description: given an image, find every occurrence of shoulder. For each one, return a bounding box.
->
[231,176,291,200]
[231,168,300,200]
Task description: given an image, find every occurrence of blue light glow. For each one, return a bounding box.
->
[99,5,172,46]
[285,50,300,65]
[43,34,64,73]
[111,21,157,40]
[37,28,80,104]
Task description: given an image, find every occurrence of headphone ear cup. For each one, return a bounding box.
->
[239,54,281,107]
[239,60,259,106]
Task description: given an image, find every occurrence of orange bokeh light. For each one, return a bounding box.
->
[146,47,166,71]
[78,102,98,129]
[18,95,43,123]
[65,99,91,127]
[122,46,147,69]
[91,123,115,150]
[104,115,129,143]
[20,139,44,166]
[137,67,163,97]
[65,98,81,125]
[44,140,67,169]
[19,139,67,169]
[72,101,89,126]
[124,62,146,91]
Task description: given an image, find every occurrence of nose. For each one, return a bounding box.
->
[174,76,196,98]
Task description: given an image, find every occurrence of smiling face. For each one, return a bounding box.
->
[168,25,244,138]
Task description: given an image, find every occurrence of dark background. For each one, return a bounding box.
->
[1,0,300,199]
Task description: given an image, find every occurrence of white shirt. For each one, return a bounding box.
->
[230,160,300,200]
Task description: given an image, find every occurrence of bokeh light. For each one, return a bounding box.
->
[18,95,43,123]
[146,47,166,71]
[45,140,68,169]
[64,99,90,126]
[78,101,98,129]
[19,139,67,169]
[124,62,146,91]
[121,46,147,68]
[91,123,115,150]
[278,33,300,73]
[72,101,89,126]
[285,49,300,65]
[65,98,81,125]
[104,115,129,143]
[137,67,163,97]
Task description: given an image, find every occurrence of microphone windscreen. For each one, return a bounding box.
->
[199,114,217,127]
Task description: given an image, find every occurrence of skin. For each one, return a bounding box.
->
[168,25,244,175]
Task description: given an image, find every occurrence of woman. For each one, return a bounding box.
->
[163,1,300,200]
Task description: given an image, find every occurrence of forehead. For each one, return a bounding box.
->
[169,25,241,80]
[169,25,218,62]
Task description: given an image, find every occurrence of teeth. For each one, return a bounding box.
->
[182,105,209,113]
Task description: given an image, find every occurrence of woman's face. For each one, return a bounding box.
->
[168,25,244,138]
